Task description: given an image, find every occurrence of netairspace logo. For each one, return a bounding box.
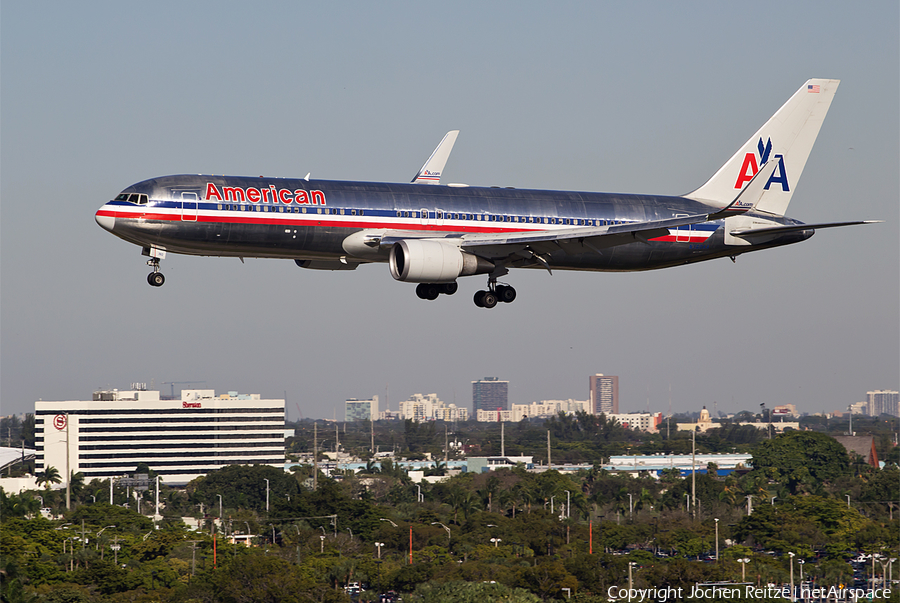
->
[606,584,892,602]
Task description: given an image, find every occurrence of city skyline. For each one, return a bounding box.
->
[15,380,897,423]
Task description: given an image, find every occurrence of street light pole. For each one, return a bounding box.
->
[431,522,451,544]
[714,519,719,562]
[264,478,270,512]
[788,552,795,602]
[738,558,750,582]
[375,542,384,559]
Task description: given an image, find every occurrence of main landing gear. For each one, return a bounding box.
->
[473,279,516,309]
[415,282,458,300]
[147,257,165,287]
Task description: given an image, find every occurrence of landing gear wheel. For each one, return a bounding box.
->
[481,291,498,308]
[441,282,459,296]
[415,283,439,300]
[473,290,485,307]
[148,272,165,287]
[496,285,517,303]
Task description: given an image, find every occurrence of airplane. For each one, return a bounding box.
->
[95,79,877,308]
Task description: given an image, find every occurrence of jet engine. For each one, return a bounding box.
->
[389,240,493,283]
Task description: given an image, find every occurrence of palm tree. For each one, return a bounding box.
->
[36,466,61,488]
[69,471,85,500]
[443,487,467,524]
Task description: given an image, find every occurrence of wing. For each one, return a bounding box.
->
[411,130,459,184]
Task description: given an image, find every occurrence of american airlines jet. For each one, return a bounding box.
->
[95,79,875,308]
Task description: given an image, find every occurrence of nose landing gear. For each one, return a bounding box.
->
[147,257,165,287]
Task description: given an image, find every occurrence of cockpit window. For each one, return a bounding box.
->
[116,193,149,205]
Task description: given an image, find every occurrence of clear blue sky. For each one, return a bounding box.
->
[2,2,897,419]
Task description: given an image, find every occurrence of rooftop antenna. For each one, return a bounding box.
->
[162,381,205,399]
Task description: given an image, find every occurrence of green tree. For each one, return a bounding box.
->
[749,432,849,494]
[410,580,541,603]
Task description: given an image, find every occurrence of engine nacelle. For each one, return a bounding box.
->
[389,240,493,283]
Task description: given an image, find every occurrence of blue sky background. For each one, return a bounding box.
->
[2,2,897,419]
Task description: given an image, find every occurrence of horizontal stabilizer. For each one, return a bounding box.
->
[729,220,882,237]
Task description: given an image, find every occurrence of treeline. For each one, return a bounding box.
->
[2,431,898,602]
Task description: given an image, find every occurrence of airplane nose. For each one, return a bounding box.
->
[95,210,115,232]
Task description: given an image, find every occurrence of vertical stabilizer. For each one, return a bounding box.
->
[687,79,839,216]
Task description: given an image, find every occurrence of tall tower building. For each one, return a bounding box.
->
[589,374,619,415]
[472,377,509,414]
[867,390,899,417]
[345,396,379,422]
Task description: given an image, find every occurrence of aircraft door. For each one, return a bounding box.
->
[674,213,691,242]
[181,192,199,221]
[421,208,432,228]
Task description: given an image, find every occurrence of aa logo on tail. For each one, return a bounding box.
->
[734,138,790,192]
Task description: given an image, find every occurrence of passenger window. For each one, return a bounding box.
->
[360,210,364,216]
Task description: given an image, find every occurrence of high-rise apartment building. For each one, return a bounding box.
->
[867,390,899,417]
[472,377,509,414]
[589,374,619,415]
[398,393,468,423]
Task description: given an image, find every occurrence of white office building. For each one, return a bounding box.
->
[476,399,589,422]
[35,388,285,485]
[345,396,379,422]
